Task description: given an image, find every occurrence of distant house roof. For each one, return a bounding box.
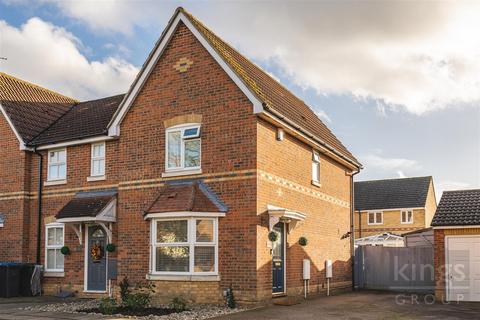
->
[145,181,228,215]
[0,72,76,142]
[354,176,432,211]
[431,189,480,227]
[28,94,124,146]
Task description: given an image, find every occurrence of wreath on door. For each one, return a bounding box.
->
[90,243,103,262]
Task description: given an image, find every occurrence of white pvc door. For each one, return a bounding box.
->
[447,236,480,302]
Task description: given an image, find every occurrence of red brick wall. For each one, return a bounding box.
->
[0,114,32,262]
[256,119,353,298]
[116,21,259,303]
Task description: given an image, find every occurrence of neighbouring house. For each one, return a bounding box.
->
[432,189,480,302]
[402,227,433,247]
[0,7,362,304]
[354,176,437,238]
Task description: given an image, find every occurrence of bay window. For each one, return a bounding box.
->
[165,124,201,172]
[151,218,217,275]
[47,149,66,181]
[45,224,64,272]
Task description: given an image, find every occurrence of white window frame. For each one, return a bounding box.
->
[150,217,218,276]
[367,211,383,225]
[47,148,67,181]
[311,151,320,185]
[165,123,201,172]
[401,210,414,224]
[90,142,106,177]
[45,223,65,272]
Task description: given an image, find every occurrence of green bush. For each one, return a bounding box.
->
[226,286,236,309]
[123,292,151,310]
[169,297,187,312]
[119,277,131,302]
[98,297,117,315]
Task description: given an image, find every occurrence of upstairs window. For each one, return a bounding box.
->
[166,124,201,171]
[401,210,413,224]
[47,149,66,181]
[368,211,383,225]
[311,151,320,184]
[45,224,64,272]
[91,142,106,177]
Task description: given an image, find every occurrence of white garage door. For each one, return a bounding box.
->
[446,236,480,302]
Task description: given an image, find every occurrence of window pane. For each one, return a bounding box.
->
[93,159,105,175]
[156,246,189,272]
[167,131,181,168]
[183,127,199,137]
[54,228,63,245]
[402,211,406,222]
[368,213,375,224]
[58,150,66,162]
[47,249,55,269]
[55,249,64,269]
[408,211,413,221]
[194,246,215,272]
[376,212,382,223]
[47,229,55,246]
[157,220,188,243]
[196,220,213,242]
[58,164,66,179]
[184,139,200,168]
[312,161,319,181]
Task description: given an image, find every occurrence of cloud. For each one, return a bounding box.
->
[360,154,420,172]
[0,18,138,100]
[4,1,480,114]
[435,180,472,201]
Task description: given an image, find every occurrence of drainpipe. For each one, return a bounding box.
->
[348,169,360,291]
[34,148,43,265]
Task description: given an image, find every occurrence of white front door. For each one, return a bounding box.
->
[446,236,480,302]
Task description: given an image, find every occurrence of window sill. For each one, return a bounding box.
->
[44,179,67,186]
[87,175,106,182]
[162,168,202,178]
[311,180,321,187]
[146,274,220,282]
[401,222,414,225]
[43,271,65,278]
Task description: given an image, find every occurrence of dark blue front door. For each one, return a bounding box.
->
[272,223,285,294]
[87,226,107,291]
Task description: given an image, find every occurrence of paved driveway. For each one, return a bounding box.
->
[1,291,479,320]
[217,291,480,320]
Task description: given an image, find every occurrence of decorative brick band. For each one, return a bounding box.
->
[0,169,349,210]
[257,170,350,208]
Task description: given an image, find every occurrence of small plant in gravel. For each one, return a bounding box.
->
[226,286,236,309]
[98,297,117,315]
[169,297,187,312]
[119,277,156,310]
[119,277,131,302]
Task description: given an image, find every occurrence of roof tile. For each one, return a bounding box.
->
[431,189,480,226]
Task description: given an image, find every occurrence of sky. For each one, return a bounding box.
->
[0,0,479,200]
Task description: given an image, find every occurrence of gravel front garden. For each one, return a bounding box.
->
[21,299,250,319]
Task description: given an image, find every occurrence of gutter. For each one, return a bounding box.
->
[33,148,43,265]
[347,169,360,291]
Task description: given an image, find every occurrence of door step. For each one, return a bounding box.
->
[273,297,301,306]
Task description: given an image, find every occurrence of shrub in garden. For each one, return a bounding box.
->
[169,297,187,312]
[98,297,117,315]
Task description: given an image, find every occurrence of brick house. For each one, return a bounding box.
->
[354,177,437,238]
[0,7,361,304]
[432,189,480,302]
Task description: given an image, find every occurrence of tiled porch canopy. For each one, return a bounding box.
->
[143,181,228,219]
[55,189,117,243]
